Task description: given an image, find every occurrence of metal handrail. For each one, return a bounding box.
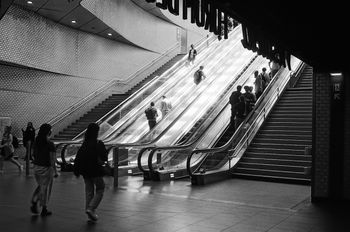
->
[48,42,180,128]
[70,33,219,141]
[187,58,304,177]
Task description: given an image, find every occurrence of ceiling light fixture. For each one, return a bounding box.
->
[27,1,33,4]
[107,33,112,36]
[71,20,77,24]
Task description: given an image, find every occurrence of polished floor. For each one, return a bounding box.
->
[0,161,348,232]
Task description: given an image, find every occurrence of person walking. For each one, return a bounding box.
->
[30,123,58,216]
[187,44,197,66]
[73,123,108,222]
[145,102,159,130]
[0,126,23,174]
[229,85,242,130]
[22,122,36,161]
[160,95,172,118]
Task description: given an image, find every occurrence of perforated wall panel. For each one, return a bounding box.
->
[0,5,159,80]
[0,64,106,137]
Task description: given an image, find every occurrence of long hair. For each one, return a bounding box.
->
[83,123,99,145]
[35,123,52,147]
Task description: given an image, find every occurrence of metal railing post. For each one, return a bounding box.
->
[113,147,119,188]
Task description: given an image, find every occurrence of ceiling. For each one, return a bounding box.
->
[13,0,131,44]
[213,0,349,73]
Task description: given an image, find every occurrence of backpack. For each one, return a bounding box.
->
[145,108,155,120]
[193,70,202,84]
[12,135,19,148]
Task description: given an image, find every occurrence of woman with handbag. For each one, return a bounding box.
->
[0,126,23,174]
[74,123,108,222]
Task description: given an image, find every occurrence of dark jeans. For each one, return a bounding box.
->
[148,120,156,130]
[84,177,105,211]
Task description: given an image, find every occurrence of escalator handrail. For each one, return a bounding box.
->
[72,34,218,141]
[188,59,305,177]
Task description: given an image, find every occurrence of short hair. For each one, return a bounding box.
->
[262,67,266,72]
[162,95,166,98]
[199,65,204,69]
[150,102,155,106]
[254,70,259,75]
[237,85,242,91]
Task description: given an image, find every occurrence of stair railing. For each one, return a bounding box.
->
[48,42,180,131]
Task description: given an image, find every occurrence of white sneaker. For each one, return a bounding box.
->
[86,209,98,221]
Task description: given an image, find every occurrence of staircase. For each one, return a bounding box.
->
[54,54,185,140]
[232,66,313,184]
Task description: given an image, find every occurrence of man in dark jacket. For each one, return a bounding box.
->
[145,102,158,130]
[229,85,242,130]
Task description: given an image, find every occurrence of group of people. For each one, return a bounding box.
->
[0,122,36,174]
[23,122,108,222]
[229,65,279,131]
[144,95,173,130]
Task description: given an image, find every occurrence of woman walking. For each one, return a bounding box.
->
[30,123,58,216]
[0,126,23,174]
[74,123,108,222]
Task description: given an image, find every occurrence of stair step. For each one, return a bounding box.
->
[254,137,312,145]
[250,142,308,150]
[237,162,306,172]
[240,157,311,166]
[258,129,312,135]
[244,152,311,161]
[246,147,305,155]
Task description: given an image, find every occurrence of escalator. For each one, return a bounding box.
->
[57,27,243,170]
[139,56,269,180]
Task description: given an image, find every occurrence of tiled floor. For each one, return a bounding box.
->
[0,161,348,232]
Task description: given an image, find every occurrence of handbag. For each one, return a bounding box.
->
[100,162,113,176]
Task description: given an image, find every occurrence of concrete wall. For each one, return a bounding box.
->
[0,5,160,79]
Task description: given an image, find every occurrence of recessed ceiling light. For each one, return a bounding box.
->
[71,20,77,24]
[27,1,33,4]
[107,33,112,36]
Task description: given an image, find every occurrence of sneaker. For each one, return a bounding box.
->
[30,202,39,214]
[86,209,98,221]
[41,208,52,217]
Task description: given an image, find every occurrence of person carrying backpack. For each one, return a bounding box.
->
[193,66,206,85]
[145,102,159,130]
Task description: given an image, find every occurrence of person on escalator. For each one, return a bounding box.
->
[160,95,172,118]
[193,65,206,85]
[254,70,263,100]
[187,44,198,66]
[229,85,242,130]
[145,102,159,130]
[234,95,246,129]
[243,86,256,116]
